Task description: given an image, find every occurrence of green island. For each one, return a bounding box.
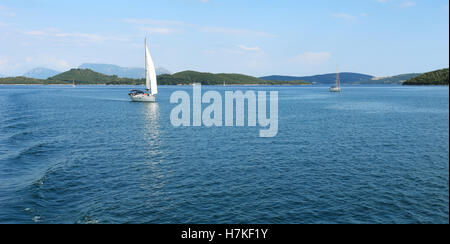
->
[0,76,73,85]
[0,69,310,86]
[403,68,449,86]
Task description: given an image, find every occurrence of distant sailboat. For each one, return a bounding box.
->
[329,66,342,92]
[129,38,158,102]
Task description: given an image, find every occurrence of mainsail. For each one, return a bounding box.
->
[145,38,158,95]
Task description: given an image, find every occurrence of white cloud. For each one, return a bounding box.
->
[0,57,21,75]
[200,26,273,37]
[124,18,189,36]
[238,45,261,52]
[124,18,274,38]
[124,18,188,27]
[0,57,7,66]
[0,5,15,17]
[11,55,72,72]
[399,1,416,8]
[138,27,181,35]
[0,21,9,27]
[58,60,70,69]
[294,52,332,66]
[332,13,356,21]
[21,28,129,43]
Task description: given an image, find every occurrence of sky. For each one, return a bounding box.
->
[0,0,448,77]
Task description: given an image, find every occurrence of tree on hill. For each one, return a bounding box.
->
[1,69,309,85]
[403,68,449,85]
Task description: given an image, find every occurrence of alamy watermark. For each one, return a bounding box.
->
[170,84,278,137]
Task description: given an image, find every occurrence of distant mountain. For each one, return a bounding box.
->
[49,68,139,84]
[260,72,374,84]
[79,63,171,79]
[156,67,172,76]
[158,70,309,85]
[403,68,449,85]
[23,67,61,79]
[0,68,310,85]
[0,76,67,85]
[0,69,139,85]
[355,73,422,85]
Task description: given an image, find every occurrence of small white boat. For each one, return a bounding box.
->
[329,86,341,92]
[129,90,156,102]
[129,38,158,102]
[330,66,342,92]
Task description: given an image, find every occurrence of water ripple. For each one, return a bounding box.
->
[0,85,448,224]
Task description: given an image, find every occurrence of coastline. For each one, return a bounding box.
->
[0,83,312,86]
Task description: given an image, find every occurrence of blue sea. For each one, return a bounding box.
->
[0,85,448,224]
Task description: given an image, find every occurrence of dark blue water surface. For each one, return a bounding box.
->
[0,85,448,224]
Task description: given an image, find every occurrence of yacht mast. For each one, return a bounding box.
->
[337,65,340,89]
[145,38,150,92]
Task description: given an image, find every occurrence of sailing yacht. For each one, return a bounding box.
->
[129,38,158,102]
[329,66,342,92]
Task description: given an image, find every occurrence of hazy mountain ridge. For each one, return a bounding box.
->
[23,67,61,79]
[0,69,309,85]
[79,63,171,79]
[158,70,309,85]
[355,73,422,84]
[0,76,71,84]
[2,68,447,86]
[49,68,138,84]
[260,72,374,84]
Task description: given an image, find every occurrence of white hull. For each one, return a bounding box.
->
[329,87,341,92]
[130,94,156,102]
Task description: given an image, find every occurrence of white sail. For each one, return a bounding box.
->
[145,39,158,95]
